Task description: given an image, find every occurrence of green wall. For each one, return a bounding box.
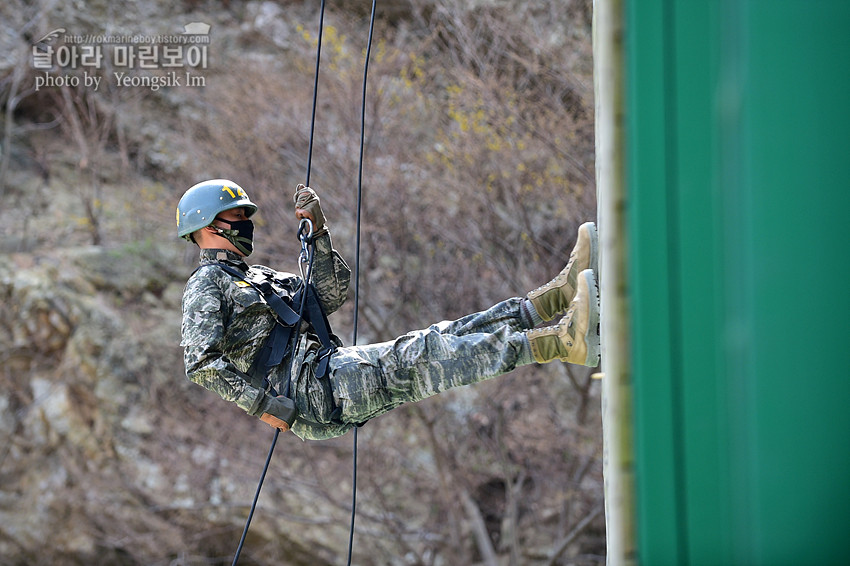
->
[625,1,850,564]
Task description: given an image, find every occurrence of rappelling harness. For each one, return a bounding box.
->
[200,219,340,429]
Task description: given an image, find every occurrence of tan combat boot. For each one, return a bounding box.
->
[527,269,600,367]
[527,221,598,322]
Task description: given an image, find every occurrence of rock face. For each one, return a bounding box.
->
[2,248,162,560]
[1,248,151,562]
[0,245,352,564]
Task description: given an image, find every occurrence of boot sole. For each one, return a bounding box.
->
[579,221,599,276]
[580,268,601,367]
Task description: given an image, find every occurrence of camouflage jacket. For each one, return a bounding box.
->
[181,233,350,438]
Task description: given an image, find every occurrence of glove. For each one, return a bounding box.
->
[293,184,327,236]
[256,394,297,432]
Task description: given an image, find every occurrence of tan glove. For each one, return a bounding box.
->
[293,184,327,236]
[260,412,290,432]
[256,394,296,432]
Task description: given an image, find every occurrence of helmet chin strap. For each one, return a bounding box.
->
[211,226,253,256]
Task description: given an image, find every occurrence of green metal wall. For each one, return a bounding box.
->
[625,1,850,564]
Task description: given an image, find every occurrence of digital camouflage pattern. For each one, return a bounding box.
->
[182,233,535,441]
[181,232,350,440]
[328,297,535,428]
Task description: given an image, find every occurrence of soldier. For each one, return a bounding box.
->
[178,179,600,441]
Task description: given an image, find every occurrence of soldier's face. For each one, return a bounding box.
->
[193,207,253,255]
[214,207,248,225]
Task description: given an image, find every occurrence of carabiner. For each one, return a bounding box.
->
[298,217,314,282]
[297,217,314,244]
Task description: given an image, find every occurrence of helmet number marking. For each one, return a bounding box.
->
[221,185,247,199]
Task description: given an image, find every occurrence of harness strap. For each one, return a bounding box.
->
[210,262,338,388]
[248,322,292,388]
[214,264,303,326]
[255,280,302,325]
[292,283,337,378]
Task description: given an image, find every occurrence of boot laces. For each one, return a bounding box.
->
[530,249,579,294]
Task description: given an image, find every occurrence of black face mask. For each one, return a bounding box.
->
[215,218,254,256]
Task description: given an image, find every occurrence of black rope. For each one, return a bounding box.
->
[305,0,327,188]
[346,2,378,565]
[231,222,317,566]
[231,428,278,565]
[231,0,376,561]
[354,3,376,346]
[231,1,327,563]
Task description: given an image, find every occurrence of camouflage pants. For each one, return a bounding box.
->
[329,297,534,425]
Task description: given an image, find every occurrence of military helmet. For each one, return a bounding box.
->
[176,179,258,239]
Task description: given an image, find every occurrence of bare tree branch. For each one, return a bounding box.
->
[545,503,604,566]
[461,488,499,566]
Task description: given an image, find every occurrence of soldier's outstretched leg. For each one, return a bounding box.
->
[526,222,598,322]
[329,298,535,425]
[328,272,601,428]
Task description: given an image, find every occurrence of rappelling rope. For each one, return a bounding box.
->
[305,0,326,188]
[231,219,316,566]
[231,0,327,563]
[347,2,379,564]
[232,0,378,563]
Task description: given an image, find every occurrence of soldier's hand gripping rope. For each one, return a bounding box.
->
[294,183,326,238]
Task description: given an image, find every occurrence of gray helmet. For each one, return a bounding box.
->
[176,179,258,239]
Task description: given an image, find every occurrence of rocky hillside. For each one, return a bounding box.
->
[0,1,601,564]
